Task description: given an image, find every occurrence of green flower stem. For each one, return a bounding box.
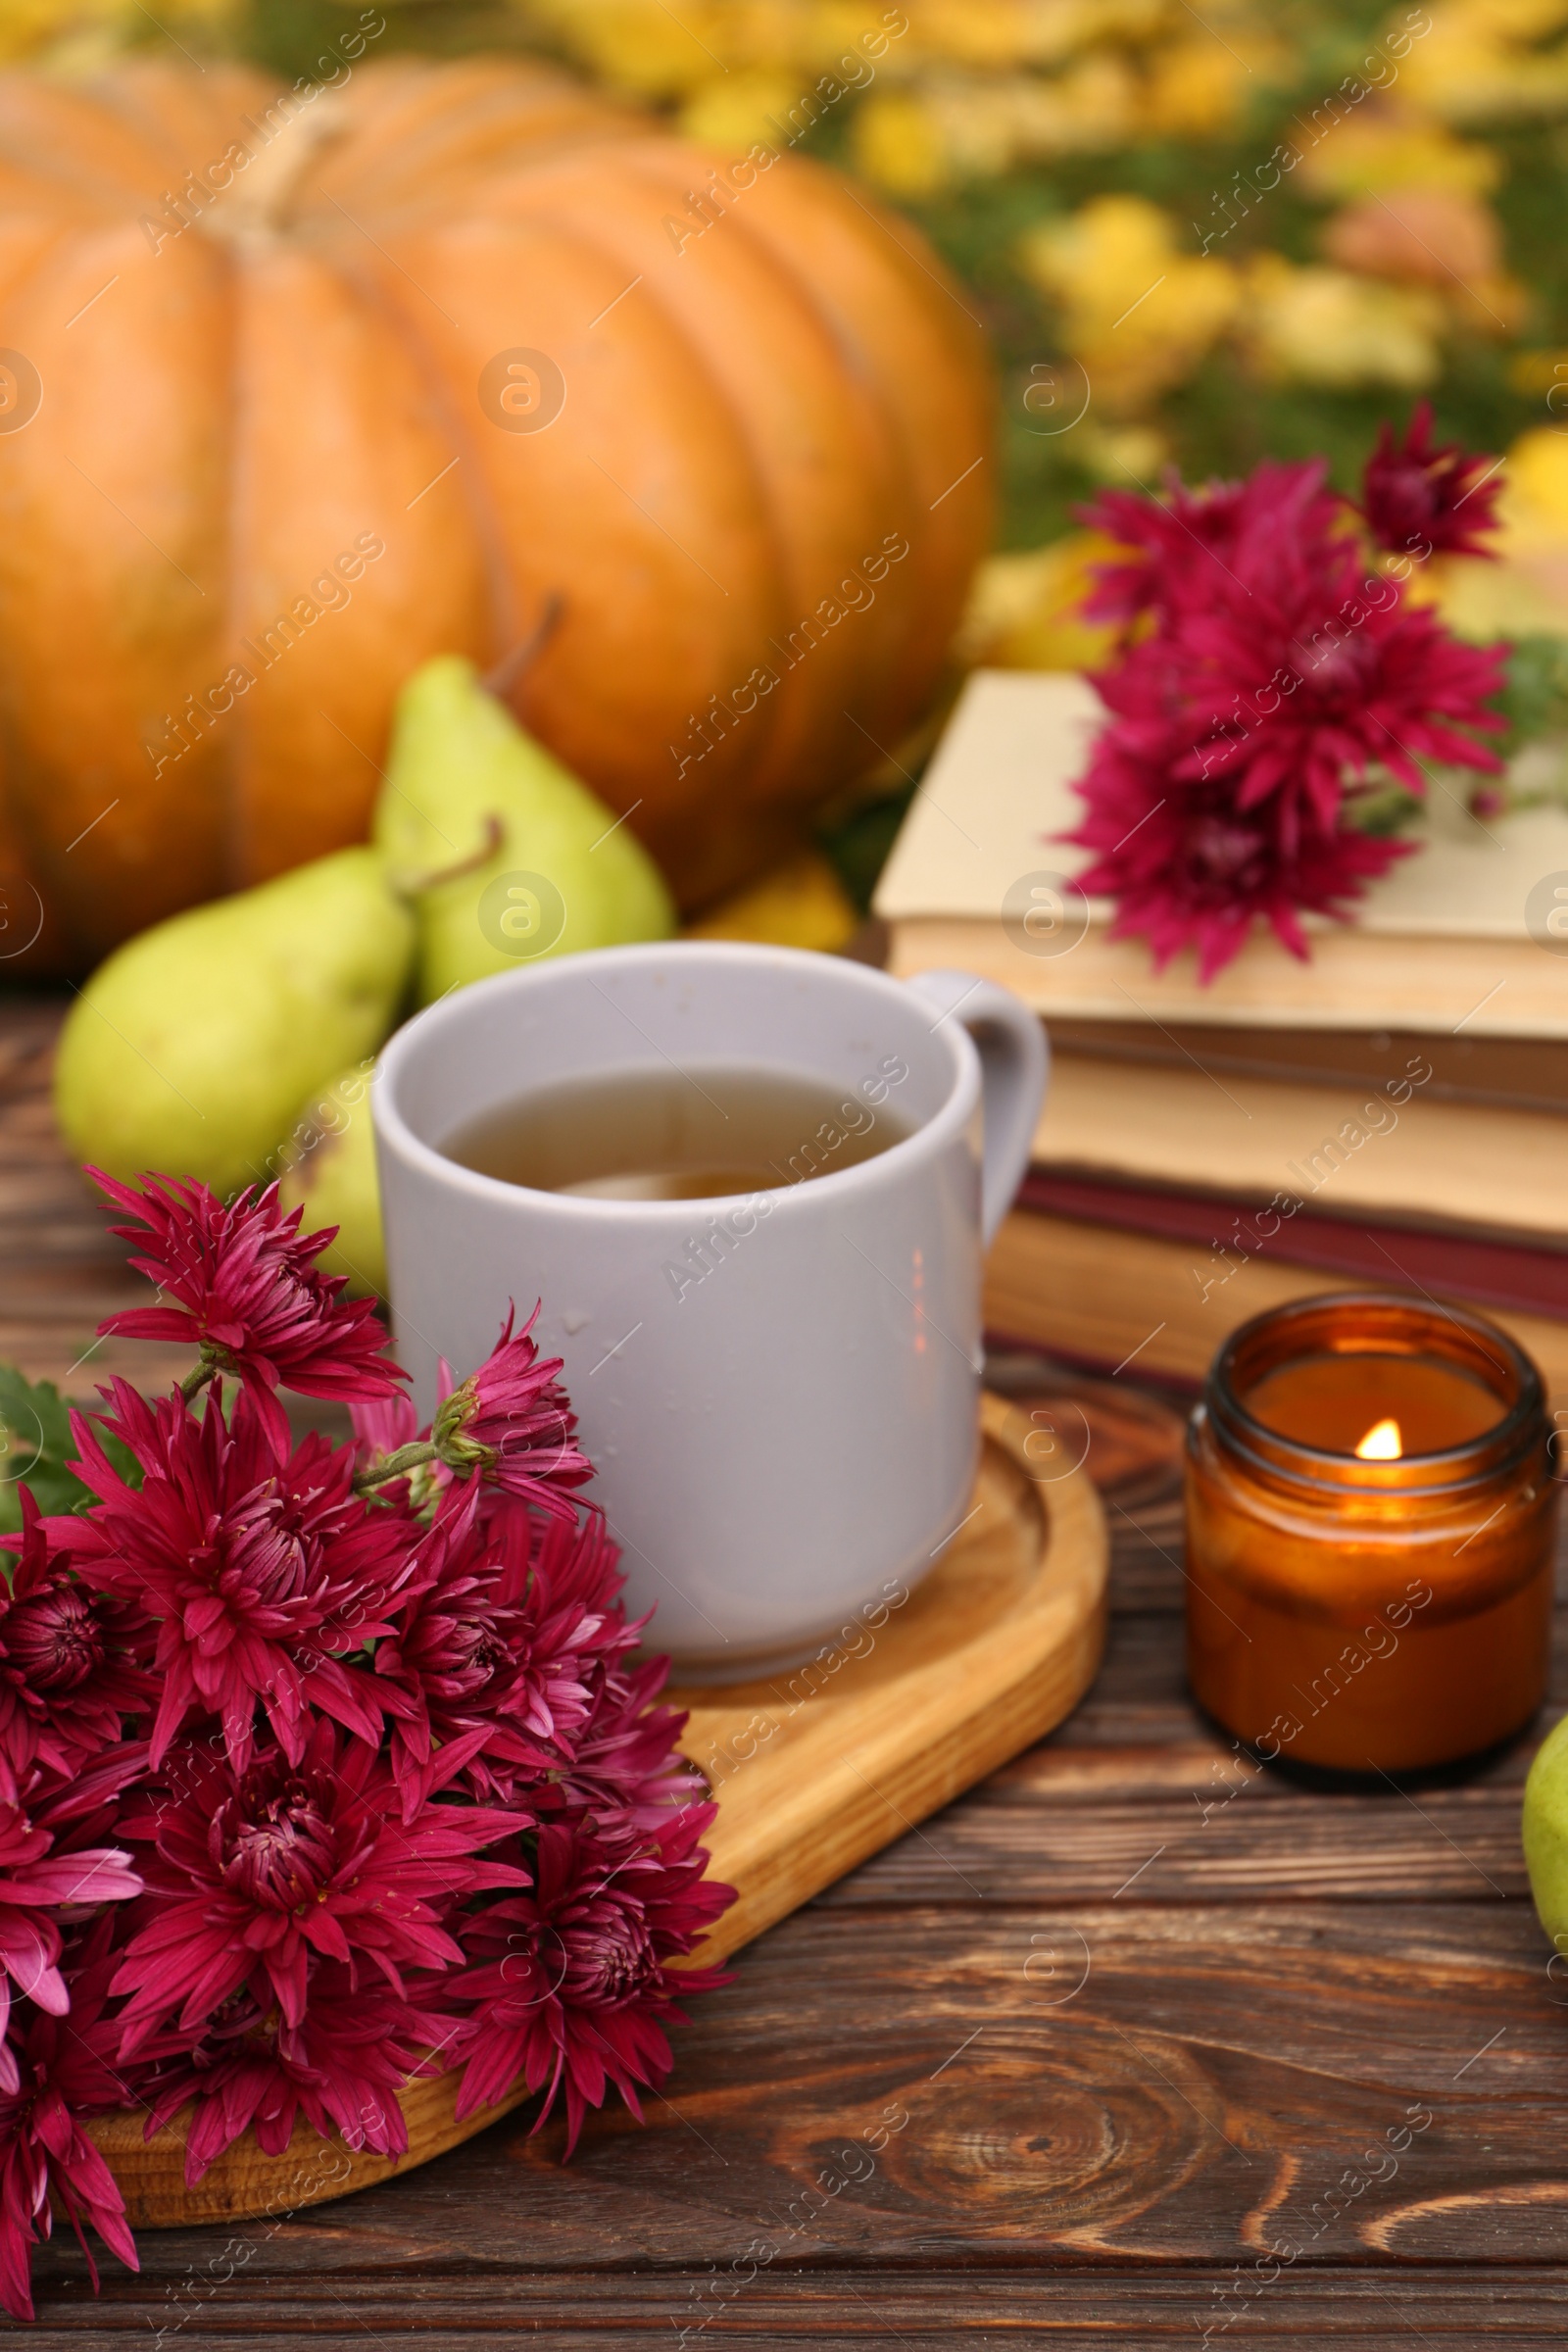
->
[354,1439,441,1494]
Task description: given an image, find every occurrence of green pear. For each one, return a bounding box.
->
[374,655,674,1004]
[277,1063,385,1297]
[1524,1714,1568,1957]
[54,849,414,1199]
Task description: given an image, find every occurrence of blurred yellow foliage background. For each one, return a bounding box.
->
[499,0,1568,631]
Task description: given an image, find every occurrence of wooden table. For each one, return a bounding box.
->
[8,1000,1568,2346]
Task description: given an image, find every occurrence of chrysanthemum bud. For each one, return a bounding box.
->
[428,1308,591,1517]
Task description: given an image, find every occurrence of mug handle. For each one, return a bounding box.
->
[904,968,1050,1248]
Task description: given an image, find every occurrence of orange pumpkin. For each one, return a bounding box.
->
[0,55,992,970]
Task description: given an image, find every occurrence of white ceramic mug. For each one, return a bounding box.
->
[373,942,1048,1681]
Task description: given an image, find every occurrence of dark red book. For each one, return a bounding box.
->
[1016,1168,1568,1324]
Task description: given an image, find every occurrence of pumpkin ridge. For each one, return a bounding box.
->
[375,202,785,865]
[0,216,235,953]
[311,63,638,220]
[303,220,523,677]
[88,59,283,203]
[0,78,174,214]
[220,231,489,884]
[720,153,993,738]
[0,213,128,928]
[359,203,789,897]
[731,175,937,793]
[216,226,252,895]
[471,173,806,805]
[599,141,927,811]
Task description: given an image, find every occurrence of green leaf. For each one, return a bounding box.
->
[1493,635,1568,759]
[0,1363,84,1530]
[0,1362,142,1536]
[1348,781,1425,840]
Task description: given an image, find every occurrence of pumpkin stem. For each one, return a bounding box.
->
[198,96,351,241]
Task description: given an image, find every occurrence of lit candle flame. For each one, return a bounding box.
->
[1354,1417,1402,1460]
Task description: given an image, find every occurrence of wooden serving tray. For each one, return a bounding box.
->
[87,1395,1107,2228]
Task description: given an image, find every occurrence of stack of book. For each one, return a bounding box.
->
[872,671,1568,1400]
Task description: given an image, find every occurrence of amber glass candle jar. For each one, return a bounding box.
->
[1186,1294,1556,1772]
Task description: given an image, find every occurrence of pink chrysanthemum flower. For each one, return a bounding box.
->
[1084,461,1504,828]
[91,1170,407,1456]
[1166,559,1503,823]
[137,1963,448,2184]
[1067,449,1507,975]
[0,1927,139,2324]
[497,1519,702,1830]
[449,1810,732,2154]
[0,1167,739,2322]
[110,1719,527,2052]
[373,1489,601,1821]
[431,1307,592,1517]
[1361,400,1501,561]
[0,1772,140,2091]
[0,1494,152,1779]
[52,1380,417,1770]
[525,1501,630,1627]
[1066,737,1414,978]
[1080,462,1338,634]
[548,1654,707,1834]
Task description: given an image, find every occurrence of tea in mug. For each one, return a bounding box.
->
[442,1062,911,1201]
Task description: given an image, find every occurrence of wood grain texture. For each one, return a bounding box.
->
[8,1001,1568,2343]
[22,2270,1568,2349]
[0,1001,180,1395]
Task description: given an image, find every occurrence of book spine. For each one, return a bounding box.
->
[1015,1172,1568,1323]
[982,1208,1568,1411]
